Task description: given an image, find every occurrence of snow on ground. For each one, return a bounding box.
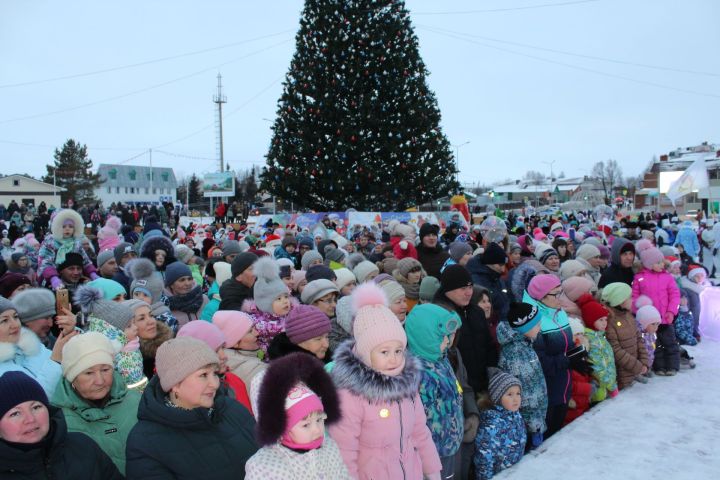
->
[497,340,720,480]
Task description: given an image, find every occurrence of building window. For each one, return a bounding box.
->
[145,188,149,194]
[107,187,111,194]
[130,187,135,194]
[152,188,157,194]
[108,169,117,180]
[124,187,128,194]
[116,187,120,194]
[13,180,19,186]
[162,172,169,182]
[129,170,137,181]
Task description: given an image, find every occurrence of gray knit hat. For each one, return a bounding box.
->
[128,258,165,304]
[0,296,16,314]
[378,279,405,304]
[74,285,135,332]
[353,260,379,283]
[301,250,323,271]
[488,368,522,405]
[335,295,354,334]
[13,288,55,323]
[449,242,473,262]
[97,249,115,268]
[301,279,339,305]
[324,245,345,264]
[174,244,194,264]
[419,276,441,302]
[114,242,135,264]
[396,257,423,278]
[252,257,290,314]
[122,299,149,314]
[222,240,243,257]
[155,337,219,392]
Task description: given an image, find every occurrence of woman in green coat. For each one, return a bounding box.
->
[52,331,141,474]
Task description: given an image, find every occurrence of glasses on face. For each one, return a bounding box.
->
[546,289,563,298]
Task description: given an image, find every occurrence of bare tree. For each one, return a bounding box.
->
[523,170,546,185]
[591,159,623,204]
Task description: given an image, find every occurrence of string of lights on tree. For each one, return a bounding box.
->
[261,0,459,211]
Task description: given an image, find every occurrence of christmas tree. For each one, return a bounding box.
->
[261,0,458,211]
[42,139,103,206]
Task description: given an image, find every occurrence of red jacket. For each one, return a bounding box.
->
[564,370,593,425]
[223,372,253,416]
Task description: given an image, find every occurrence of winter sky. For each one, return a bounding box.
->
[1,0,718,187]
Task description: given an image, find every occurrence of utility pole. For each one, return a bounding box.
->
[452,141,470,186]
[213,73,227,173]
[149,148,153,204]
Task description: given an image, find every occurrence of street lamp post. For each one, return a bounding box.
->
[452,141,470,186]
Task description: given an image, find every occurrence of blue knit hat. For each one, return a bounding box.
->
[0,371,49,419]
[164,261,192,287]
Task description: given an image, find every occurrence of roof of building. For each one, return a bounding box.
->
[492,177,583,194]
[97,164,177,188]
[0,174,65,192]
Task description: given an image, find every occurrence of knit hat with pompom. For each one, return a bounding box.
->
[351,283,407,367]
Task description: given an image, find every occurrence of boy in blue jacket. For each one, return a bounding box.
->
[474,369,527,479]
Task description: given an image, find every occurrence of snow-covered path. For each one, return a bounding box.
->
[497,340,720,480]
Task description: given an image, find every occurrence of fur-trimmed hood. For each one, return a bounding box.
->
[255,352,340,446]
[50,208,84,240]
[140,235,176,268]
[139,320,174,360]
[331,340,422,404]
[0,327,41,363]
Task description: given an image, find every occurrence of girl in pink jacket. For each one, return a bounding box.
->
[329,283,442,479]
[631,240,681,375]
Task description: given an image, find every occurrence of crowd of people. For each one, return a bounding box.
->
[0,200,710,479]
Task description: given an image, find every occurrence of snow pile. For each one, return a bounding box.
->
[497,341,720,480]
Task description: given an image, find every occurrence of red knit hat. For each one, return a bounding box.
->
[577,293,609,330]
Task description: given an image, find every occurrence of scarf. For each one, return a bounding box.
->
[167,285,204,314]
[54,237,76,266]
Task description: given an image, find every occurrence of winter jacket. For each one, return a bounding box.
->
[328,318,352,351]
[473,405,526,479]
[223,371,254,414]
[598,238,635,288]
[225,347,267,396]
[0,327,62,398]
[524,292,572,407]
[139,320,174,380]
[563,371,593,425]
[631,269,681,322]
[447,346,481,443]
[37,234,97,284]
[638,320,656,367]
[267,331,332,364]
[245,435,351,479]
[165,288,208,327]
[416,244,450,279]
[437,293,498,393]
[390,235,419,260]
[605,307,649,389]
[416,356,463,457]
[674,226,700,258]
[200,280,221,321]
[86,316,146,389]
[328,341,442,479]
[466,258,511,322]
[585,328,617,402]
[674,308,698,346]
[575,256,601,287]
[0,406,122,480]
[679,276,707,334]
[51,370,141,474]
[125,375,258,479]
[218,278,254,311]
[496,321,548,434]
[243,299,291,356]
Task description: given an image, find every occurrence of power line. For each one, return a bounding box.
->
[419,26,720,99]
[0,139,148,151]
[416,25,720,78]
[0,39,292,125]
[0,30,294,89]
[413,0,602,15]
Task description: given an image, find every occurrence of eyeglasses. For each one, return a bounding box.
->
[546,290,563,298]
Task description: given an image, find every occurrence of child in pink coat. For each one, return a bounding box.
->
[631,240,681,375]
[329,283,441,479]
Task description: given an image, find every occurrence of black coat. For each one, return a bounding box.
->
[416,244,450,279]
[218,279,253,311]
[125,376,258,480]
[0,407,122,480]
[466,257,511,322]
[267,332,333,364]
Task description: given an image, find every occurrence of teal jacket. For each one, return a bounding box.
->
[51,371,141,474]
[200,281,221,321]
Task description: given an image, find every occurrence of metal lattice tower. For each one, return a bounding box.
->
[213,73,227,172]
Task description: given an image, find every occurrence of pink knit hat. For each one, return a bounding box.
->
[177,320,226,351]
[351,283,407,367]
[636,305,661,329]
[285,305,331,344]
[527,274,561,301]
[639,246,664,269]
[282,383,324,445]
[562,277,594,302]
[212,311,254,347]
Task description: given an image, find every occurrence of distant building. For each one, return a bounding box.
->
[0,174,64,208]
[95,164,178,206]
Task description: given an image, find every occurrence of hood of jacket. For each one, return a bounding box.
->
[610,237,633,265]
[331,339,422,404]
[0,327,41,363]
[51,370,131,421]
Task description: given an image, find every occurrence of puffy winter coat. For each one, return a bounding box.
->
[496,321,548,434]
[679,276,707,331]
[0,406,122,479]
[466,258,511,322]
[416,356,463,457]
[674,226,700,258]
[585,328,617,402]
[524,292,572,407]
[242,299,292,355]
[473,405,526,479]
[225,347,267,395]
[51,370,141,474]
[0,327,62,398]
[200,280,221,321]
[605,307,649,389]
[245,435,351,479]
[218,278,254,311]
[598,237,635,288]
[631,269,681,322]
[416,244,449,279]
[37,234,97,284]
[329,341,442,479]
[563,371,593,425]
[125,375,258,479]
[674,308,698,346]
[86,315,146,389]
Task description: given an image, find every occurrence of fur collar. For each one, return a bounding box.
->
[0,328,41,362]
[679,276,708,295]
[139,321,174,359]
[331,340,421,404]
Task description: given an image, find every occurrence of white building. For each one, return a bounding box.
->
[95,164,177,206]
[0,174,64,208]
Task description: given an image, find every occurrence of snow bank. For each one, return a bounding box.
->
[497,340,720,480]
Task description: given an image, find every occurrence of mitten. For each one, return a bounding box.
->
[531,431,544,448]
[609,388,619,398]
[50,276,64,290]
[567,347,594,376]
[462,415,480,443]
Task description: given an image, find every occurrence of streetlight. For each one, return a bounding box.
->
[452,141,470,186]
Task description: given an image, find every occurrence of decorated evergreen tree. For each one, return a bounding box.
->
[42,139,103,206]
[261,0,458,211]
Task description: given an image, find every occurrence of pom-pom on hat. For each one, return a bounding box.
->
[419,276,441,302]
[284,304,331,345]
[487,368,522,406]
[351,283,407,367]
[155,337,219,392]
[74,285,134,332]
[507,302,541,334]
[600,282,632,308]
[128,258,164,304]
[577,293,609,330]
[212,310,254,347]
[527,274,561,301]
[61,332,115,382]
[252,257,290,314]
[0,371,49,420]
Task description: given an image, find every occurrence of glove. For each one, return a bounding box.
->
[531,431,544,448]
[50,276,64,291]
[462,415,480,443]
[609,388,619,398]
[567,348,594,376]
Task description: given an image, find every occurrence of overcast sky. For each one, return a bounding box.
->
[1,0,718,187]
